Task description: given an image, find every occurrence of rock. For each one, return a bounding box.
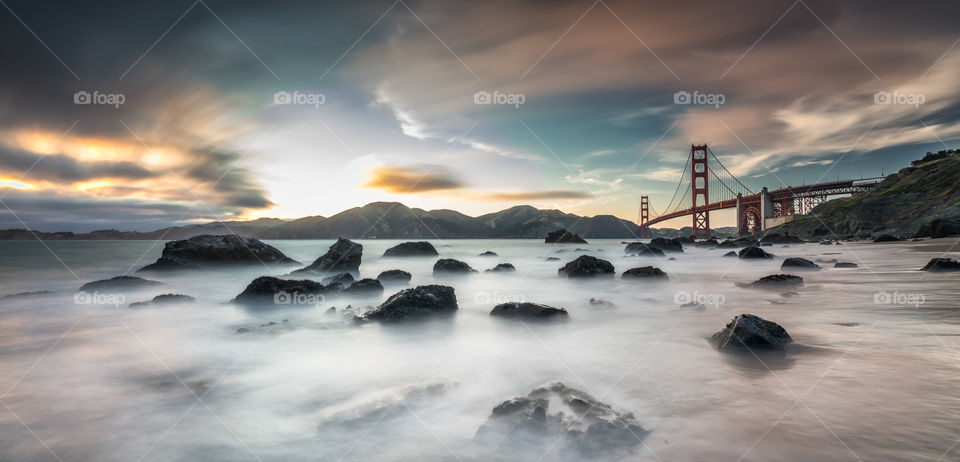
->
[558,256,615,278]
[668,257,676,261]
[760,233,804,244]
[129,293,195,308]
[545,257,560,261]
[232,276,335,305]
[479,251,498,257]
[921,258,960,272]
[383,241,439,257]
[377,269,412,284]
[236,319,290,334]
[433,258,476,275]
[292,237,362,275]
[623,242,665,256]
[475,382,647,458]
[485,263,516,273]
[915,218,960,238]
[780,257,820,271]
[588,298,616,309]
[321,272,355,287]
[708,314,793,351]
[677,302,707,311]
[343,279,384,297]
[738,246,773,259]
[718,238,756,248]
[545,229,588,244]
[490,302,569,320]
[79,276,161,292]
[819,241,835,245]
[1,290,53,299]
[834,262,858,268]
[649,237,683,253]
[694,238,719,247]
[723,251,737,257]
[137,234,297,272]
[361,285,457,322]
[815,258,838,264]
[736,274,804,289]
[621,266,667,280]
[873,234,901,243]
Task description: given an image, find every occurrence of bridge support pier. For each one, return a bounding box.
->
[691,145,710,237]
[639,195,651,238]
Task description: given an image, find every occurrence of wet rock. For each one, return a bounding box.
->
[545,229,588,244]
[815,258,838,264]
[736,274,804,289]
[921,258,960,272]
[433,258,476,275]
[834,262,858,268]
[377,269,412,284]
[624,242,665,256]
[236,319,289,334]
[723,251,737,257]
[321,272,355,287]
[383,241,438,257]
[479,251,498,257]
[621,266,667,280]
[708,314,793,351]
[129,293,195,308]
[1,290,53,299]
[545,257,560,261]
[361,285,457,322]
[485,263,516,273]
[343,279,384,297]
[588,298,616,309]
[677,302,707,311]
[718,238,757,248]
[232,276,335,305]
[137,234,297,272]
[475,382,647,458]
[292,237,362,275]
[738,246,773,259]
[915,218,960,239]
[780,257,820,271]
[79,276,162,292]
[649,237,683,253]
[873,234,901,243]
[490,302,569,320]
[694,238,719,247]
[558,256,615,278]
[760,233,804,244]
[781,291,799,297]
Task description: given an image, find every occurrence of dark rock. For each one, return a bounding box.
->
[321,272,355,287]
[723,251,737,257]
[834,262,858,268]
[921,258,960,272]
[138,234,297,272]
[383,241,439,257]
[718,238,756,248]
[433,258,476,275]
[344,279,384,296]
[1,290,53,299]
[694,238,719,247]
[479,251,498,257]
[490,302,569,320]
[292,237,362,275]
[819,241,835,245]
[232,276,335,305]
[736,274,804,289]
[780,257,820,271]
[79,276,161,292]
[558,256,615,278]
[361,285,458,322]
[915,218,960,238]
[545,229,588,244]
[545,257,560,261]
[649,237,683,253]
[873,234,901,243]
[485,263,516,273]
[588,298,616,309]
[815,258,838,264]
[129,293,195,308]
[621,266,667,280]
[677,302,707,311]
[377,269,412,284]
[760,233,804,244]
[708,314,793,351]
[236,319,290,334]
[738,246,773,259]
[624,242,665,256]
[668,257,676,261]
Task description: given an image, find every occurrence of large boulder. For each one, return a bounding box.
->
[138,234,297,272]
[834,262,859,268]
[921,258,960,272]
[621,266,667,280]
[292,237,362,275]
[873,234,901,243]
[545,229,588,244]
[736,274,804,289]
[915,218,960,238]
[708,314,793,351]
[321,272,355,287]
[780,257,820,271]
[490,302,569,320]
[558,256,615,278]
[718,238,757,248]
[623,242,665,256]
[78,276,162,292]
[377,269,412,284]
[232,276,335,306]
[649,237,683,253]
[485,263,516,273]
[383,241,439,257]
[760,233,804,244]
[738,246,773,259]
[475,382,647,458]
[361,285,457,322]
[433,259,476,275]
[723,251,737,257]
[343,279,384,297]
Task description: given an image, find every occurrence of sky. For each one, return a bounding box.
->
[0,0,958,232]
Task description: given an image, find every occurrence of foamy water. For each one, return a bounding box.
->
[0,238,958,461]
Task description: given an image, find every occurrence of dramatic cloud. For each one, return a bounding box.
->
[471,190,592,201]
[363,165,465,193]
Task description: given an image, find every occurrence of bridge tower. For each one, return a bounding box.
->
[639,195,651,238]
[690,144,710,237]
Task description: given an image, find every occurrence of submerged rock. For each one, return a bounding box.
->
[129,293,195,308]
[383,241,439,257]
[377,269,412,284]
[760,233,804,244]
[621,266,668,280]
[433,258,476,275]
[479,251,498,257]
[545,229,587,244]
[490,302,568,320]
[834,262,859,268]
[321,272,355,287]
[708,314,793,351]
[780,257,820,270]
[343,279,384,297]
[649,237,683,253]
[232,276,335,306]
[915,218,960,239]
[736,274,804,289]
[79,276,162,292]
[558,256,615,278]
[292,237,362,275]
[723,251,737,257]
[485,263,516,273]
[738,246,773,259]
[874,234,901,243]
[361,285,457,322]
[545,257,560,261]
[588,298,616,309]
[624,242,665,256]
[138,234,297,272]
[921,258,960,272]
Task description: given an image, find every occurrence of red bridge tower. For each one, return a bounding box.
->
[691,144,710,237]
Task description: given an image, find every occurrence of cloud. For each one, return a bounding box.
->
[363,165,465,193]
[470,190,592,201]
[631,167,683,182]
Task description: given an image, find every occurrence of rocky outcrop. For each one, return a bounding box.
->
[588,298,616,309]
[377,269,412,284]
[738,246,773,259]
[723,251,737,257]
[708,314,793,351]
[624,242,665,256]
[649,237,683,253]
[780,257,820,270]
[292,237,362,275]
[874,234,901,242]
[433,259,476,275]
[921,258,960,272]
[138,257,200,272]
[361,285,457,322]
[343,279,384,296]
[485,263,516,273]
[760,233,804,244]
[834,262,859,268]
[232,276,335,305]
[321,272,355,287]
[479,251,498,257]
[78,276,162,292]
[736,274,804,289]
[383,241,439,257]
[490,302,569,320]
[718,238,757,248]
[545,229,588,244]
[621,266,667,280]
[137,234,297,272]
[558,256,615,278]
[129,293,195,308]
[915,218,960,238]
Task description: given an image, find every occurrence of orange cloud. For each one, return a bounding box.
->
[363,165,464,193]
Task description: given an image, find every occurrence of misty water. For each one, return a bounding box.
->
[1,238,959,461]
